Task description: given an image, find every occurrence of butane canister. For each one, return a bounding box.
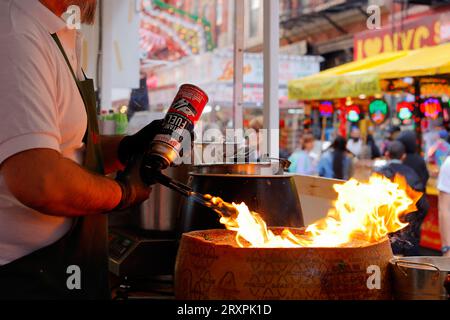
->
[147,84,209,170]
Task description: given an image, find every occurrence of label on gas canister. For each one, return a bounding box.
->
[152,84,209,159]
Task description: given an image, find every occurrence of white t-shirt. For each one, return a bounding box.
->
[347,139,363,158]
[0,0,87,265]
[438,157,450,194]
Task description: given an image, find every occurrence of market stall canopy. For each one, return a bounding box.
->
[376,42,450,80]
[288,42,450,101]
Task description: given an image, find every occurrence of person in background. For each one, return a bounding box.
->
[427,129,450,168]
[366,133,381,159]
[438,156,450,257]
[318,136,353,180]
[127,71,150,120]
[376,141,429,256]
[288,134,316,175]
[247,116,264,162]
[380,125,401,156]
[346,127,363,158]
[396,130,430,187]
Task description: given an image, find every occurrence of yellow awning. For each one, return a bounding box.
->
[288,43,450,101]
[376,42,450,79]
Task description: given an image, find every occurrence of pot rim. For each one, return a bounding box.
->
[188,173,297,178]
[389,256,450,272]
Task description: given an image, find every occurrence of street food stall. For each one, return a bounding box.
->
[107,2,450,301]
[3,0,450,304]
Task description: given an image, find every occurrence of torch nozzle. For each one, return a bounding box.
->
[148,169,238,219]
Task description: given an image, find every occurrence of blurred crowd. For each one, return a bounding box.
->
[288,127,450,258]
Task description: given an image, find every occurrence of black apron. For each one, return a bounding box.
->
[0,34,110,300]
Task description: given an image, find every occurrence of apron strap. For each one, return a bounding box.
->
[51,33,89,143]
[51,34,81,92]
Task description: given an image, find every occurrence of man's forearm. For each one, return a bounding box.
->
[101,135,125,174]
[438,192,450,252]
[2,149,122,217]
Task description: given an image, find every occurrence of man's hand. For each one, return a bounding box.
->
[115,156,152,210]
[117,119,164,167]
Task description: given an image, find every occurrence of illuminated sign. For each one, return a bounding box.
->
[369,99,388,125]
[319,101,333,117]
[396,101,414,121]
[420,97,442,120]
[347,105,361,123]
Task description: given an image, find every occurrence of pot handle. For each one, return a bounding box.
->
[445,274,450,299]
[394,260,441,278]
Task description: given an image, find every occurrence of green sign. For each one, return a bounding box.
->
[369,99,389,125]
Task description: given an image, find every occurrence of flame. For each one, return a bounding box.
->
[219,174,422,248]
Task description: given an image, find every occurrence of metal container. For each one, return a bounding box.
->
[193,161,289,176]
[390,256,450,300]
[148,84,208,170]
[134,165,190,232]
[178,162,303,235]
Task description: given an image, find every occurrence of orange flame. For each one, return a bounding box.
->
[219,174,422,248]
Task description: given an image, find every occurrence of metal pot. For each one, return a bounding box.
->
[192,160,290,176]
[390,256,450,300]
[177,163,304,235]
[133,165,190,232]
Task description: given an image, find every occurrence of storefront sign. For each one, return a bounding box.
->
[421,97,442,119]
[354,13,442,60]
[347,105,361,123]
[420,195,441,251]
[151,50,322,107]
[396,101,414,121]
[319,101,333,117]
[213,52,321,85]
[369,99,388,125]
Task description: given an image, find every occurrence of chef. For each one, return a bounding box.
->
[0,0,160,299]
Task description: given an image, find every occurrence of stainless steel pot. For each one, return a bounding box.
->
[134,165,190,231]
[390,256,450,300]
[177,163,304,235]
[192,160,290,176]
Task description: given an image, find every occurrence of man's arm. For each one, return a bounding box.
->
[439,191,450,257]
[1,149,122,217]
[100,119,164,175]
[101,135,125,174]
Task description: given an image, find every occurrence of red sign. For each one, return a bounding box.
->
[420,195,442,251]
[421,97,442,119]
[354,13,442,60]
[319,101,333,117]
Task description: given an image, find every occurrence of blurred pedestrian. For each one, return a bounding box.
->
[438,156,450,257]
[346,127,363,158]
[247,116,263,162]
[380,125,401,156]
[396,130,430,187]
[428,129,450,168]
[376,141,429,256]
[288,134,316,175]
[367,133,381,159]
[318,136,353,180]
